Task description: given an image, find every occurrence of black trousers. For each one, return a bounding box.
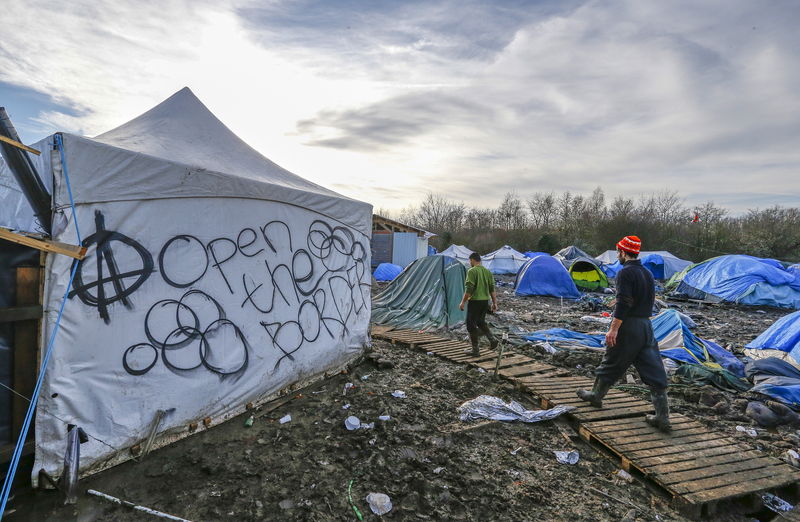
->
[595,316,668,391]
[466,300,493,341]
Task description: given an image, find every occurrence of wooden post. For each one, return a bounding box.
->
[12,266,42,441]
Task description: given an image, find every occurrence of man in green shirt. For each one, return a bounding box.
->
[459,252,498,356]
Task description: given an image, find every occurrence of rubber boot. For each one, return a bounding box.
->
[576,378,612,408]
[465,333,481,357]
[646,389,671,432]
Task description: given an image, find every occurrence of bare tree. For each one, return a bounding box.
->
[527,192,557,229]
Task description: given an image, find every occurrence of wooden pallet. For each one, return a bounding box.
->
[371,325,800,518]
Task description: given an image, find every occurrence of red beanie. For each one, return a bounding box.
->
[617,235,641,255]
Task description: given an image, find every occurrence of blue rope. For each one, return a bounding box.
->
[0,134,82,518]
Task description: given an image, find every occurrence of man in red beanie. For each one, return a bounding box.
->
[576,235,671,432]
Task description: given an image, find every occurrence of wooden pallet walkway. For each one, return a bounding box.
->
[372,326,800,518]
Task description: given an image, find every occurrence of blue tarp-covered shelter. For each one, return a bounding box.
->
[515,255,580,299]
[373,263,403,282]
[668,255,800,309]
[745,310,800,365]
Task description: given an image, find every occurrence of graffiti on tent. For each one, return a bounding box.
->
[69,211,369,378]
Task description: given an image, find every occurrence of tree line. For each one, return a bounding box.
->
[378,189,800,263]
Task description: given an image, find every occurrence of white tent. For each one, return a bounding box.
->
[482,245,528,275]
[0,88,372,484]
[438,244,473,266]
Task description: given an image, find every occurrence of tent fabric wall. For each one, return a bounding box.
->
[392,232,419,268]
[482,245,528,275]
[515,255,580,298]
[21,88,373,484]
[372,255,466,329]
[745,311,800,365]
[416,237,428,261]
[554,246,592,268]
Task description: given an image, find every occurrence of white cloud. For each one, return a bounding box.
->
[1,0,799,213]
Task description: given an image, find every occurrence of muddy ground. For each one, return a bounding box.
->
[8,280,798,521]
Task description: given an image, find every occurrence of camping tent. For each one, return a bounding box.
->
[596,250,691,280]
[554,246,592,268]
[514,255,580,298]
[523,251,548,258]
[372,255,466,329]
[667,255,800,309]
[373,263,403,282]
[0,88,372,484]
[438,244,473,266]
[567,257,608,291]
[482,245,528,275]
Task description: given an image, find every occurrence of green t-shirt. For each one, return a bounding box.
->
[465,265,495,301]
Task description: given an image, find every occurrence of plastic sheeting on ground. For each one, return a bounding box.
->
[458,395,574,423]
[372,255,466,330]
[482,245,528,275]
[745,310,800,365]
[745,358,800,410]
[668,255,800,309]
[524,309,745,377]
[673,364,751,393]
[373,263,403,282]
[746,358,800,383]
[514,255,580,299]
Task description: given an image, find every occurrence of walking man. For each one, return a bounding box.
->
[459,253,499,357]
[576,236,671,432]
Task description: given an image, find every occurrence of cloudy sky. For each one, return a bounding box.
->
[2,0,798,213]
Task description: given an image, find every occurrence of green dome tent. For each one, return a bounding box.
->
[372,255,467,330]
[568,257,609,291]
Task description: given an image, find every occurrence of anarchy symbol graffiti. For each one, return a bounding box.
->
[69,211,154,323]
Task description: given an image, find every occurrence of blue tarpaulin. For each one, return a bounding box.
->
[673,255,800,309]
[515,255,581,299]
[523,251,548,258]
[524,309,745,377]
[373,263,403,282]
[746,310,800,364]
[600,252,691,280]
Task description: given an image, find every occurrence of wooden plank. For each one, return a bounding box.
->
[659,457,778,486]
[646,450,766,476]
[603,424,706,440]
[573,404,654,421]
[474,355,534,370]
[585,413,696,430]
[518,377,591,385]
[544,391,637,402]
[0,134,40,155]
[674,463,794,495]
[604,426,708,444]
[0,305,42,323]
[634,444,743,468]
[684,472,800,504]
[499,363,558,377]
[627,437,735,460]
[0,227,87,260]
[12,267,41,441]
[614,432,720,452]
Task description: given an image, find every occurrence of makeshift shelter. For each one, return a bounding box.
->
[553,246,592,268]
[514,255,580,299]
[438,244,473,266]
[667,255,800,309]
[567,258,608,291]
[372,255,466,329]
[745,310,800,367]
[596,250,691,280]
[0,88,373,484]
[523,251,548,258]
[482,245,528,275]
[373,263,403,282]
[371,215,431,269]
